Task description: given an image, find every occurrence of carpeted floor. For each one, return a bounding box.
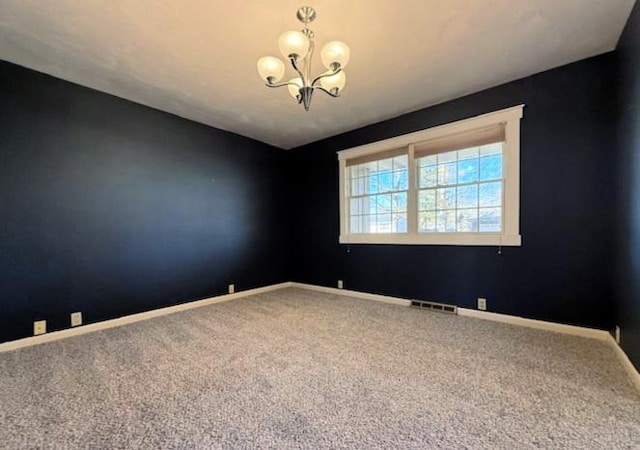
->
[0,287,638,449]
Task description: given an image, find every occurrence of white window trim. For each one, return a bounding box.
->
[338,105,524,246]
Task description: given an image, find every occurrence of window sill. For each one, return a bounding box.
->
[339,233,522,246]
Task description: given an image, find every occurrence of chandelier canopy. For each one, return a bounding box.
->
[257,6,350,111]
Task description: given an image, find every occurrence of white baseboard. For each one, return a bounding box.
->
[3,280,638,393]
[289,282,412,306]
[457,308,610,341]
[0,282,292,353]
[289,283,609,340]
[606,335,640,391]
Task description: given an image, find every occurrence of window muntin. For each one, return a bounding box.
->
[416,143,503,233]
[348,155,408,233]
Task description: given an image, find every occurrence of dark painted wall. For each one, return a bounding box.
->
[615,2,640,369]
[290,53,618,330]
[0,61,290,343]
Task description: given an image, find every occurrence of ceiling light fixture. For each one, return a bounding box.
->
[257,6,350,111]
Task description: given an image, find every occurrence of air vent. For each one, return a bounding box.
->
[410,300,457,315]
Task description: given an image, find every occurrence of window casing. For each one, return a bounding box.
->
[338,105,524,246]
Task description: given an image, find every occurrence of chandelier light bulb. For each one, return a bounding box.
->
[278,31,310,60]
[257,56,285,83]
[320,41,351,69]
[320,71,346,92]
[288,78,303,99]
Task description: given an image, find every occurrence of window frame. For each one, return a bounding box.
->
[338,105,524,246]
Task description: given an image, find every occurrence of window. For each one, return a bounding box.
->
[338,105,524,246]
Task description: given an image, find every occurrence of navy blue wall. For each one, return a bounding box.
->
[615,2,640,369]
[290,53,618,330]
[0,61,290,343]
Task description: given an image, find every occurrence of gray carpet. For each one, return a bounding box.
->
[1,288,638,449]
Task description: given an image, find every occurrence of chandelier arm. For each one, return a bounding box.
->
[306,36,315,86]
[310,67,342,88]
[265,81,304,89]
[289,56,307,85]
[315,86,341,98]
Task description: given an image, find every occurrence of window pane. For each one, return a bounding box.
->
[393,169,408,191]
[436,187,456,209]
[350,177,359,196]
[438,162,457,186]
[479,182,502,207]
[458,158,479,184]
[392,155,408,170]
[418,155,437,167]
[457,208,479,232]
[418,211,436,232]
[480,143,502,156]
[418,189,436,211]
[437,210,456,232]
[350,215,361,233]
[393,192,407,212]
[351,178,366,195]
[360,178,369,195]
[375,194,392,214]
[350,198,361,215]
[479,154,502,181]
[457,185,478,209]
[350,156,412,195]
[378,171,393,193]
[368,174,379,193]
[365,197,376,214]
[419,165,437,188]
[479,208,501,232]
[458,147,479,160]
[361,215,374,233]
[375,214,392,233]
[378,158,393,171]
[363,161,378,173]
[393,213,407,232]
[438,151,457,163]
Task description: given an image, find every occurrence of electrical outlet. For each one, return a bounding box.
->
[337,280,343,289]
[228,284,235,294]
[33,320,46,336]
[477,298,487,311]
[615,325,621,344]
[71,312,82,327]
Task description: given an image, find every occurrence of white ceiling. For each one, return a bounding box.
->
[0,1,635,149]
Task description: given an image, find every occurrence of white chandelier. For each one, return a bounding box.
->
[256,6,350,111]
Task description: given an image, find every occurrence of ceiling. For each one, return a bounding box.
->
[0,1,635,149]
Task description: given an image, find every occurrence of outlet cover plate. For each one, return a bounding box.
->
[337,280,343,289]
[71,312,82,327]
[228,284,235,294]
[477,298,487,311]
[34,320,46,335]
